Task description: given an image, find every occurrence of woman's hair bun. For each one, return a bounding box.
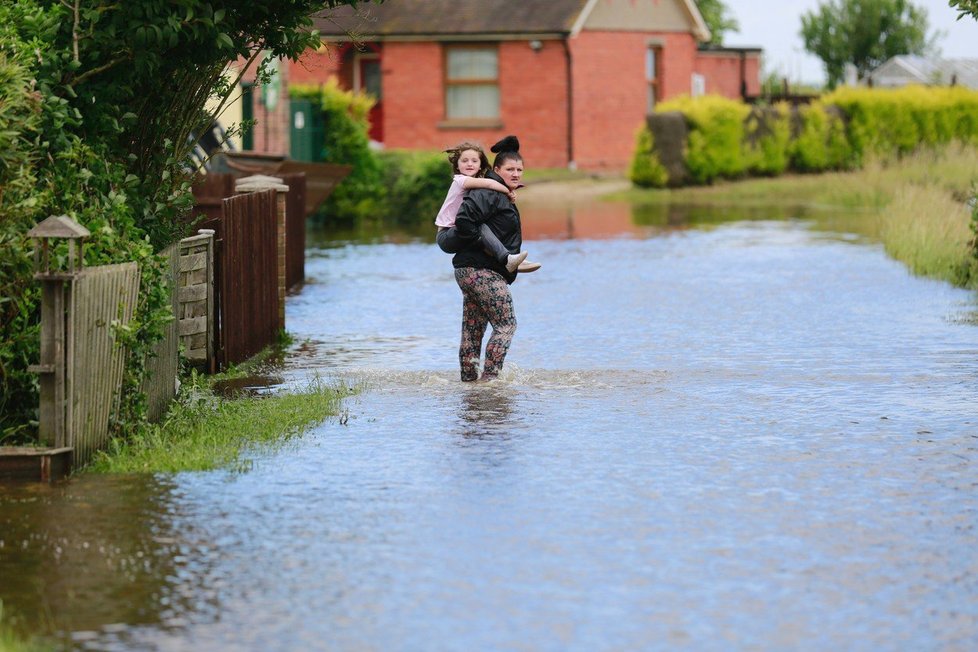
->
[490,135,520,153]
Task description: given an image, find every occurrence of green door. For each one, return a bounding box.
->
[289,99,325,162]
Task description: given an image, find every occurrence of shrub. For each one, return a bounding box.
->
[291,80,385,223]
[380,149,451,225]
[657,95,750,184]
[629,125,669,188]
[823,86,978,164]
[790,101,853,172]
[743,104,791,176]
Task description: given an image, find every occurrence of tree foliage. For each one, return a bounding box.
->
[949,0,978,20]
[800,0,933,88]
[0,0,377,443]
[696,0,740,45]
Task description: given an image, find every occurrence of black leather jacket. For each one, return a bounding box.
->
[451,170,523,284]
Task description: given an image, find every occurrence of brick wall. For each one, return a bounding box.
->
[570,31,698,171]
[694,52,761,99]
[285,33,757,173]
[291,46,350,86]
[239,55,292,156]
[381,40,570,170]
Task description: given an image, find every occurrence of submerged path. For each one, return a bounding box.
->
[2,197,977,651]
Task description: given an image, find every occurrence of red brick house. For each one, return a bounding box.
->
[289,0,761,171]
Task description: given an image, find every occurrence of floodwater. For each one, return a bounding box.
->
[2,193,977,651]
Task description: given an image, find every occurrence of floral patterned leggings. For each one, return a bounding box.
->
[453,267,517,381]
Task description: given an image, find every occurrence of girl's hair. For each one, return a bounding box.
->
[444,141,490,177]
[490,135,522,169]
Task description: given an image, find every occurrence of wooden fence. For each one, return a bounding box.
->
[219,189,281,367]
[141,244,180,422]
[190,173,235,229]
[8,165,332,478]
[141,231,215,420]
[190,172,308,370]
[70,263,141,466]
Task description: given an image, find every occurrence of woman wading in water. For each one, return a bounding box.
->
[450,135,527,381]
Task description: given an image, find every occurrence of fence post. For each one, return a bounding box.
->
[26,216,90,449]
[235,174,290,330]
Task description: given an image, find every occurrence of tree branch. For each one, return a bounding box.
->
[71,55,130,86]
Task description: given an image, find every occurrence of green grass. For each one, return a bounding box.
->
[86,373,355,474]
[610,143,978,288]
[0,603,51,652]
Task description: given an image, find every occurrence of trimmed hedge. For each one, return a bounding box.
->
[823,85,978,164]
[630,86,978,188]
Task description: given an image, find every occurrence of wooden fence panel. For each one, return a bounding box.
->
[70,262,140,467]
[219,190,280,367]
[141,244,180,422]
[139,230,215,420]
[279,172,307,290]
[191,173,236,230]
[177,231,215,370]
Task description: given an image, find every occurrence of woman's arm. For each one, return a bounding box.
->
[461,176,517,202]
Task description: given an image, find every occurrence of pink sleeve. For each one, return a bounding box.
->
[434,175,469,227]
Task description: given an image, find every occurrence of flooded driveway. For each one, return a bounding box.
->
[2,195,977,651]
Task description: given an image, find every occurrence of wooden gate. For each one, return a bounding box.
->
[69,262,140,466]
[219,189,280,367]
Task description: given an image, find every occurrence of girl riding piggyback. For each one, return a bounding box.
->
[434,141,540,273]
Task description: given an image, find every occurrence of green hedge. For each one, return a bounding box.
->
[628,125,669,188]
[630,86,978,188]
[289,82,458,227]
[823,85,978,164]
[1,11,173,442]
[379,149,449,226]
[291,80,385,223]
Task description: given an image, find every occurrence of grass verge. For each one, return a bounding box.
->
[87,372,354,474]
[610,143,978,288]
[0,603,50,652]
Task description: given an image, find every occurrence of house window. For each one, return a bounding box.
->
[646,46,661,111]
[445,46,500,121]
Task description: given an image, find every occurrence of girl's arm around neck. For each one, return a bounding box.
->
[461,176,516,201]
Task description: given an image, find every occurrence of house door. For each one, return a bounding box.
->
[356,54,383,143]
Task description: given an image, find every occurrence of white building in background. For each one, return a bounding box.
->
[867,55,978,89]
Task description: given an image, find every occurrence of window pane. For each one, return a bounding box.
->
[646,49,657,81]
[362,60,382,99]
[448,49,497,80]
[446,85,500,119]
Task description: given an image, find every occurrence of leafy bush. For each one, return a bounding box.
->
[635,88,978,189]
[743,104,791,176]
[629,126,669,188]
[790,101,853,172]
[380,149,451,225]
[824,86,978,164]
[657,95,750,184]
[292,81,385,223]
[1,0,373,444]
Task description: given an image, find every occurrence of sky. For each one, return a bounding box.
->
[721,0,978,85]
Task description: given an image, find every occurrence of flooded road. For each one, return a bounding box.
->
[2,196,977,650]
